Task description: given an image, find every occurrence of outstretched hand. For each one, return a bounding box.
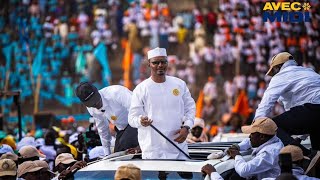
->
[201,164,216,175]
[227,148,240,159]
[70,161,87,172]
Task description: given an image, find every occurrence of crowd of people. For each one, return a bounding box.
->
[1,109,319,179]
[0,126,88,179]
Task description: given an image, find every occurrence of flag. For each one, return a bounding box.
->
[122,41,133,89]
[75,51,86,74]
[65,83,73,107]
[32,40,45,76]
[232,90,252,119]
[18,20,29,45]
[195,90,204,118]
[93,43,112,86]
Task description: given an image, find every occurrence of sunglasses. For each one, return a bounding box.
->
[150,60,168,65]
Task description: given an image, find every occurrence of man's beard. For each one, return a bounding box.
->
[157,70,165,76]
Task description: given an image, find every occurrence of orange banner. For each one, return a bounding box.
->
[196,90,204,118]
[232,90,252,119]
[122,41,133,89]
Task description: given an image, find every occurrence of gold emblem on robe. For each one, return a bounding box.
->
[173,89,180,96]
[111,115,117,121]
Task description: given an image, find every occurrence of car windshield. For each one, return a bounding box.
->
[74,170,205,180]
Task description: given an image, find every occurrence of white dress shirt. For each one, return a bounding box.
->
[210,172,224,180]
[39,145,56,170]
[255,61,320,118]
[262,166,320,180]
[129,76,195,159]
[292,166,320,180]
[235,136,284,180]
[87,85,132,155]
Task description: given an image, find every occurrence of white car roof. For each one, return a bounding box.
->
[78,150,251,175]
[79,158,239,174]
[75,141,255,179]
[82,159,212,172]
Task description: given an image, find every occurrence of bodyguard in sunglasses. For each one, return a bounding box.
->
[128,47,196,160]
[75,82,139,156]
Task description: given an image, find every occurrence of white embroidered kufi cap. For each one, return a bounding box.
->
[147,47,167,60]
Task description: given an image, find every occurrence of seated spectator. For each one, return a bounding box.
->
[34,160,55,180]
[18,145,46,164]
[187,118,208,143]
[0,135,16,150]
[54,153,87,179]
[40,129,57,170]
[17,160,51,180]
[0,144,14,156]
[17,137,36,150]
[0,159,17,180]
[227,117,284,179]
[0,152,18,165]
[114,164,141,180]
[279,145,319,180]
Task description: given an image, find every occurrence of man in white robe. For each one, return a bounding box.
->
[128,47,196,160]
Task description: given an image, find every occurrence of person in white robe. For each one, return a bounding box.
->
[129,47,195,160]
